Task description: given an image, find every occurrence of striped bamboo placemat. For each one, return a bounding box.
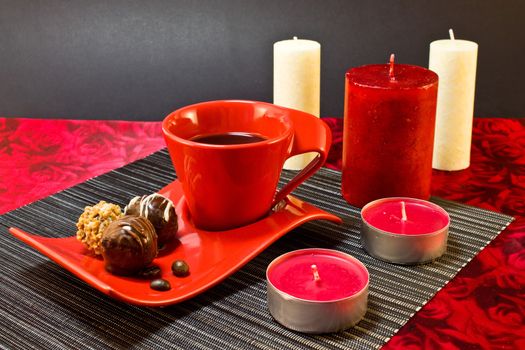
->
[0,149,513,349]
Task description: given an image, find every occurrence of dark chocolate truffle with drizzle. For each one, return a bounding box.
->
[124,194,178,245]
[101,215,158,275]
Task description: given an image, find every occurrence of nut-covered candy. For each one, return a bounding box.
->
[124,193,178,245]
[101,215,158,276]
[76,201,123,255]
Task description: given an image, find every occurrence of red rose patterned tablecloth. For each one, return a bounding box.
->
[1,117,524,349]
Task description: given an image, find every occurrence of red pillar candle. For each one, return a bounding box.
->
[342,56,438,208]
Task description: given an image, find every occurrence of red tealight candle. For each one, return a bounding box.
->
[269,251,367,301]
[361,197,450,264]
[342,55,439,208]
[266,249,369,333]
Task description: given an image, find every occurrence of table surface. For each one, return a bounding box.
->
[1,117,524,349]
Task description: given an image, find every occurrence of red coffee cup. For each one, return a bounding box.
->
[162,100,331,231]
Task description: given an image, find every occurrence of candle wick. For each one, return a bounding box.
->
[401,201,408,221]
[311,264,320,282]
[449,28,455,40]
[293,36,298,40]
[389,53,395,81]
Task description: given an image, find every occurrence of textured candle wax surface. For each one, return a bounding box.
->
[430,39,478,171]
[363,200,449,235]
[268,253,367,301]
[342,64,438,208]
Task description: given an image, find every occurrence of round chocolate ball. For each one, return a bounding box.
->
[123,195,144,217]
[101,215,158,276]
[124,194,178,245]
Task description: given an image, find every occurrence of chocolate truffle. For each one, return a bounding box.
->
[76,201,123,255]
[124,193,178,245]
[101,215,158,276]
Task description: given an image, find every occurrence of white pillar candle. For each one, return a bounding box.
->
[274,37,321,170]
[429,29,478,171]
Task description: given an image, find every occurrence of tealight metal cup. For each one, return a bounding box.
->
[266,249,369,334]
[360,198,450,265]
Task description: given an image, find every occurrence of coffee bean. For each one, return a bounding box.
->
[150,279,171,291]
[139,265,161,279]
[172,260,190,277]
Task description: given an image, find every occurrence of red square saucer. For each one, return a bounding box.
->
[9,180,341,307]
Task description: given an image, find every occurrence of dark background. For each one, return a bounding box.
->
[1,0,524,120]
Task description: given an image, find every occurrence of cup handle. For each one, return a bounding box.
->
[272,110,332,207]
